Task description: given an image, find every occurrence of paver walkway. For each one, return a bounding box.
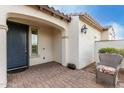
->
[7,62,124,88]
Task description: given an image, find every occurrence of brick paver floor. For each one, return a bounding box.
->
[7,62,124,88]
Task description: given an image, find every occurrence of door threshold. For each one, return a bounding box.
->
[7,66,28,73]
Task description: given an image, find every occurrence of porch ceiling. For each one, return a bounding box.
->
[8,16,63,31]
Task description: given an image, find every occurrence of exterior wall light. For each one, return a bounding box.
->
[81,24,88,34]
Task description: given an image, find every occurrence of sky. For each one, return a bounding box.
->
[51,5,124,39]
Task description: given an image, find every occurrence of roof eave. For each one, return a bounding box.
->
[38,5,71,22]
[79,15,104,32]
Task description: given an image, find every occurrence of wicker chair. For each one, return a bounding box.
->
[96,53,123,87]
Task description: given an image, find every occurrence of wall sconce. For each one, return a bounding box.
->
[81,24,88,34]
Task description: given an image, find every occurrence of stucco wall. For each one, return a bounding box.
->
[53,29,62,63]
[95,40,124,68]
[68,16,79,68]
[68,16,102,69]
[30,24,62,66]
[78,20,101,69]
[0,27,7,87]
[30,25,54,66]
[101,31,109,40]
[101,27,115,40]
[0,5,68,30]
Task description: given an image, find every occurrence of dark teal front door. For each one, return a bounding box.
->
[7,21,29,71]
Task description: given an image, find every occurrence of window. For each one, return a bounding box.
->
[31,27,38,56]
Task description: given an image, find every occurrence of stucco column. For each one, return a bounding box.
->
[62,29,69,66]
[0,24,8,87]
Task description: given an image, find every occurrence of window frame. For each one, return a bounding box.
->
[30,26,39,57]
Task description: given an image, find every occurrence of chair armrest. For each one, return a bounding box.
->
[115,65,121,71]
[96,62,104,70]
[113,65,121,76]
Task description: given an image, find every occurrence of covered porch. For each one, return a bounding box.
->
[0,5,69,87]
[7,17,64,67]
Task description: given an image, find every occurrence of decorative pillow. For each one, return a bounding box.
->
[97,65,116,75]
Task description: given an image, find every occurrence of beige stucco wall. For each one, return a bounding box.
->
[30,27,62,66]
[95,40,124,68]
[0,26,7,88]
[0,5,68,29]
[101,31,109,40]
[78,20,101,69]
[68,16,102,69]
[68,16,79,68]
[30,25,54,66]
[53,29,62,63]
[101,27,115,40]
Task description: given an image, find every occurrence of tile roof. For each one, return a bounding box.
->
[30,6,112,31]
[68,12,110,31]
[37,5,71,22]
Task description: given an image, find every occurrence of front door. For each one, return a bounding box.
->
[7,21,29,71]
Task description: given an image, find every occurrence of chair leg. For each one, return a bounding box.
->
[96,71,98,83]
[96,71,100,83]
[114,73,118,88]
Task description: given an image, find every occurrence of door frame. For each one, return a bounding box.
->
[7,20,29,71]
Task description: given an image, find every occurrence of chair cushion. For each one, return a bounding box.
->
[97,65,116,75]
